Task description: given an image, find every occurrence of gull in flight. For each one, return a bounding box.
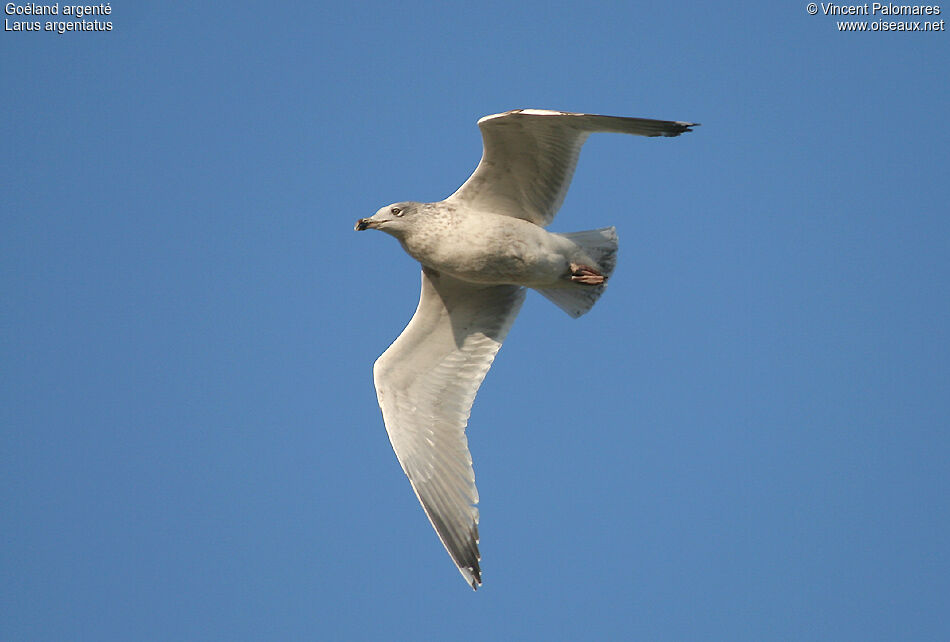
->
[355,109,697,589]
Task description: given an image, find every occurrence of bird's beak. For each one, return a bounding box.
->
[354,218,375,231]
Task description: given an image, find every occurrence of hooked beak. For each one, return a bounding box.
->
[354,218,376,231]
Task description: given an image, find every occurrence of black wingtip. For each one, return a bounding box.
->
[662,121,700,136]
[466,562,482,591]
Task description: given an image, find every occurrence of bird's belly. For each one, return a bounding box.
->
[411,218,568,287]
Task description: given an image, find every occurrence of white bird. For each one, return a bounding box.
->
[355,109,697,589]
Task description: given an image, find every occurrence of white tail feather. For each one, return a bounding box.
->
[537,226,618,318]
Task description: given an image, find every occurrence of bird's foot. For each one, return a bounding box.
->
[569,263,606,285]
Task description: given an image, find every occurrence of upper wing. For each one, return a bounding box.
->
[445,109,697,227]
[373,268,526,589]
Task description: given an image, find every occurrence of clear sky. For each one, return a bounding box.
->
[3,2,948,640]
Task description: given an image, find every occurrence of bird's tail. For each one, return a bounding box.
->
[537,226,618,318]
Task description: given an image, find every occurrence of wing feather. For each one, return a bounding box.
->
[445,109,697,226]
[373,268,525,589]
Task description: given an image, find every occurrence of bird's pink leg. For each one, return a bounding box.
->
[569,263,606,285]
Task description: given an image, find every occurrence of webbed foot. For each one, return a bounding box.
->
[569,263,606,285]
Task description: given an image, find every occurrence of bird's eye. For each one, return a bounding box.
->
[390,207,403,217]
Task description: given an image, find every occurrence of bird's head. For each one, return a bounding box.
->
[355,202,418,238]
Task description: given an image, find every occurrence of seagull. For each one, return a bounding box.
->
[355,109,697,589]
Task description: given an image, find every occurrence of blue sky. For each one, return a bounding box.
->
[2,2,948,640]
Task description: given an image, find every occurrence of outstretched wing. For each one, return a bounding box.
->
[373,268,526,589]
[445,109,697,226]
